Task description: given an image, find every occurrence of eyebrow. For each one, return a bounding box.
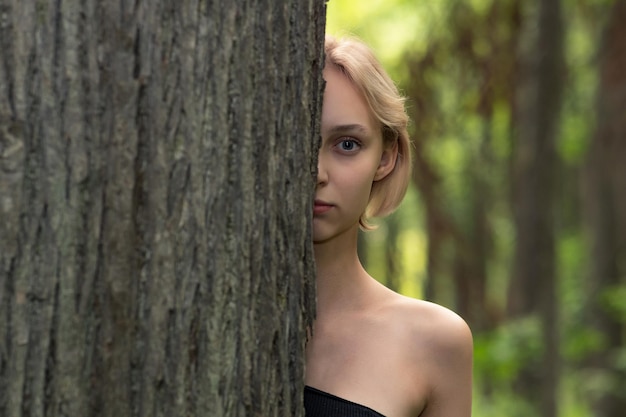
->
[326,124,370,136]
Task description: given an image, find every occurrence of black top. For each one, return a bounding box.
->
[304,386,386,417]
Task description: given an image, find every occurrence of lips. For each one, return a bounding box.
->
[313,200,334,215]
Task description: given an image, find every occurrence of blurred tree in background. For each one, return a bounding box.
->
[326,0,625,416]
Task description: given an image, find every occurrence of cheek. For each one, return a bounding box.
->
[337,163,378,201]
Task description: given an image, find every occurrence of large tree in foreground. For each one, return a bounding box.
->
[0,1,325,416]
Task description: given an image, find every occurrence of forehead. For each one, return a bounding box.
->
[321,65,378,136]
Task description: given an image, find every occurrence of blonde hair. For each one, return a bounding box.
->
[324,35,412,229]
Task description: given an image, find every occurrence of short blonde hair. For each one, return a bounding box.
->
[324,35,412,229]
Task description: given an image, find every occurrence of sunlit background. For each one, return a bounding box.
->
[326,0,625,416]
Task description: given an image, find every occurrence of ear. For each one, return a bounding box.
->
[374,141,398,181]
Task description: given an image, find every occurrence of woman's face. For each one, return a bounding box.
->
[313,65,395,244]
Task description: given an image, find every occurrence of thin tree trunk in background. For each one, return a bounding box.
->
[454,120,492,332]
[357,229,369,270]
[508,0,564,415]
[410,138,444,303]
[384,214,401,292]
[583,2,626,416]
[0,1,325,416]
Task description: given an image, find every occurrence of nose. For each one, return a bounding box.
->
[317,152,328,186]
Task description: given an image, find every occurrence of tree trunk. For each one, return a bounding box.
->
[384,214,401,293]
[508,0,564,415]
[582,2,626,416]
[0,1,325,416]
[453,119,492,332]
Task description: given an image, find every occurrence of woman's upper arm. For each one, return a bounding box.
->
[419,309,473,417]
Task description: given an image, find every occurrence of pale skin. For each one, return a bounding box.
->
[305,64,473,417]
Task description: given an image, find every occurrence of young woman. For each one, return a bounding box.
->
[304,36,473,417]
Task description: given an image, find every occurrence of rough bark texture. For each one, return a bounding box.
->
[583,1,626,416]
[508,0,564,415]
[0,1,325,416]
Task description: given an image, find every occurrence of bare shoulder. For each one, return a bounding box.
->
[387,294,473,354]
[387,294,473,416]
[357,284,473,416]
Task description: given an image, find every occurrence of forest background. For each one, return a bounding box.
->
[326,0,625,417]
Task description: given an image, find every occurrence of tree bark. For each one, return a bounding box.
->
[508,0,564,415]
[582,2,626,416]
[0,1,325,416]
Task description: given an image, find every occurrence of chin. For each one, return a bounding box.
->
[312,229,334,245]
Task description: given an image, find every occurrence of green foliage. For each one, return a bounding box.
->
[562,326,604,362]
[326,0,453,84]
[472,385,536,417]
[601,285,626,322]
[474,316,543,383]
[558,4,598,164]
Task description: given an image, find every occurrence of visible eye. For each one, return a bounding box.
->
[336,138,361,153]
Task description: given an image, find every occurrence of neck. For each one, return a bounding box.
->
[313,225,371,315]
